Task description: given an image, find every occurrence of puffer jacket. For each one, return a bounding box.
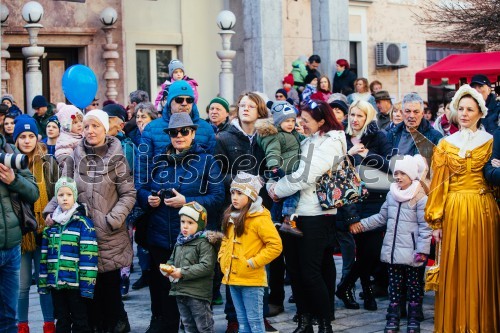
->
[255,119,304,174]
[136,144,224,249]
[135,103,215,188]
[291,59,308,87]
[167,231,223,302]
[55,131,83,165]
[38,204,98,299]
[44,136,136,273]
[218,200,282,287]
[360,186,432,267]
[0,135,40,249]
[273,130,346,216]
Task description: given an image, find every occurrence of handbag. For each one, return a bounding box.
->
[425,241,441,292]
[10,192,37,235]
[316,147,369,210]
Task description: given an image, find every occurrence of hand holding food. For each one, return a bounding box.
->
[159,264,175,276]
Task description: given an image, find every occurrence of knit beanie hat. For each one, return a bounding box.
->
[167,80,194,107]
[32,95,48,109]
[392,154,427,181]
[47,115,61,129]
[1,94,14,105]
[84,109,110,133]
[13,115,39,142]
[57,103,83,132]
[283,74,294,86]
[275,89,288,99]
[209,97,230,114]
[178,201,208,232]
[230,172,263,202]
[270,101,297,127]
[168,59,185,77]
[55,177,78,200]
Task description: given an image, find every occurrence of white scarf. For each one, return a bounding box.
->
[390,181,420,203]
[52,203,80,225]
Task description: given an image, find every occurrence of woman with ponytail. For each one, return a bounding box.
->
[14,115,59,333]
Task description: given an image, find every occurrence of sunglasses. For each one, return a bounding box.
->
[92,103,99,106]
[167,127,193,138]
[174,97,194,104]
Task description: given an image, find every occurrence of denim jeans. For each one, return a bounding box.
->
[176,296,214,333]
[18,247,54,323]
[229,286,265,333]
[0,245,21,333]
[137,245,151,271]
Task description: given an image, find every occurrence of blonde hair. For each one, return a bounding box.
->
[392,101,402,121]
[346,100,377,137]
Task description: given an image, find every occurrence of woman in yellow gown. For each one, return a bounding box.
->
[425,84,500,333]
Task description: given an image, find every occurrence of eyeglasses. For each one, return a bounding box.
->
[167,127,193,138]
[238,104,257,110]
[174,97,194,104]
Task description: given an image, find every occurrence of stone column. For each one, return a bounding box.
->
[22,23,44,116]
[311,0,350,80]
[102,25,119,101]
[1,22,10,95]
[242,0,283,99]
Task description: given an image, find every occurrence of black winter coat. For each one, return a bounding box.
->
[484,93,500,134]
[332,70,356,94]
[484,128,500,186]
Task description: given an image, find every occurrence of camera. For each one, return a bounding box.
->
[151,189,175,202]
[0,153,28,170]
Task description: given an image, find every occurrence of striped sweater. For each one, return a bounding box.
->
[38,206,98,299]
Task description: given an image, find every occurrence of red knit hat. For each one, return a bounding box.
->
[283,74,294,86]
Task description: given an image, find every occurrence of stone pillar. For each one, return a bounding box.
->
[22,23,44,116]
[311,0,350,80]
[1,22,10,95]
[242,0,283,99]
[102,25,119,101]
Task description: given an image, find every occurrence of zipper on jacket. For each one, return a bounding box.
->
[390,202,403,264]
[411,232,416,250]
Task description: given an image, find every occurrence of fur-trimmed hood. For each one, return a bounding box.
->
[255,118,278,137]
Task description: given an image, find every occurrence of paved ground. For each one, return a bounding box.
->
[27,253,436,332]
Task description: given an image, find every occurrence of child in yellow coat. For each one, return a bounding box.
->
[218,172,282,333]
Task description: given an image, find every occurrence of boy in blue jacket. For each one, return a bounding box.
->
[38,177,98,332]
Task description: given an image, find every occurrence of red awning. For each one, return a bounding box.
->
[415,51,500,85]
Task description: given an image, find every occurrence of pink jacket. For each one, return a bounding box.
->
[154,76,199,109]
[55,131,83,165]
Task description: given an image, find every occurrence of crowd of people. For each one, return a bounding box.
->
[0,56,498,333]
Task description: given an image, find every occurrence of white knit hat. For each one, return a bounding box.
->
[57,103,83,132]
[392,154,427,181]
[230,172,263,202]
[83,109,110,133]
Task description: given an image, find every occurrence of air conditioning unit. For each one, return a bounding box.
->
[376,42,408,68]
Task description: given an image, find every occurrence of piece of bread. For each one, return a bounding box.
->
[159,264,175,274]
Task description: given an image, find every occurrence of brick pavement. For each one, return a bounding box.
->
[26,254,436,332]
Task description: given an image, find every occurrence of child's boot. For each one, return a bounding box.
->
[406,302,421,333]
[17,323,29,333]
[43,322,55,333]
[280,214,303,237]
[384,303,400,333]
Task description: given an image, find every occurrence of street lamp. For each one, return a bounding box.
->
[100,7,119,101]
[22,1,44,116]
[216,10,236,104]
[1,4,11,95]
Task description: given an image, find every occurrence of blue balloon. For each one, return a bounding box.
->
[62,65,98,109]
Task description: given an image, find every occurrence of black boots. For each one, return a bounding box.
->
[361,281,378,311]
[292,313,314,333]
[384,303,400,333]
[145,316,166,333]
[336,280,360,309]
[317,318,333,333]
[406,302,421,333]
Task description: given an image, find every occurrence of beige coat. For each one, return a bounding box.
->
[44,136,136,272]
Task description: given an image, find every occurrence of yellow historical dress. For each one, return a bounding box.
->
[425,137,500,333]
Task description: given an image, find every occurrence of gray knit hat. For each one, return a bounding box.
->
[168,59,185,77]
[270,101,296,127]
